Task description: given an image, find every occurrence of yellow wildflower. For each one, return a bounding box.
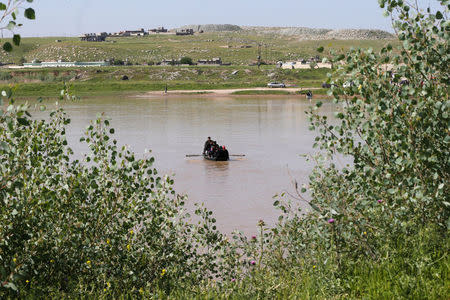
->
[363,231,367,235]
[86,260,91,265]
[130,229,134,235]
[139,288,144,294]
[13,258,17,263]
[106,239,110,244]
[358,84,362,91]
[127,244,131,251]
[104,288,107,292]
[161,268,167,276]
[313,265,316,269]
[26,280,29,284]
[50,259,54,263]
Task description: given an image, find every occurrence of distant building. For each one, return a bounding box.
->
[280,61,332,70]
[124,28,147,36]
[111,29,148,37]
[159,59,179,66]
[176,29,194,36]
[22,60,110,68]
[149,26,168,33]
[80,32,107,42]
[197,58,222,65]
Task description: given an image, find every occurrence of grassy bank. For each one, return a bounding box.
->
[0,65,329,97]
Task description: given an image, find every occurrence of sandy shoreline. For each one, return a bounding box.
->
[135,87,325,98]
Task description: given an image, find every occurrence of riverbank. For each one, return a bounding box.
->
[137,87,329,98]
[0,65,330,97]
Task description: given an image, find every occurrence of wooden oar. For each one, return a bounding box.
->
[185,154,245,157]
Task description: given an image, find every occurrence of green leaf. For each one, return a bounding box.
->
[4,282,17,291]
[17,117,30,126]
[435,11,443,19]
[317,46,324,53]
[6,20,16,30]
[309,202,320,212]
[2,42,12,52]
[12,34,20,46]
[0,3,6,10]
[0,141,9,151]
[24,8,35,19]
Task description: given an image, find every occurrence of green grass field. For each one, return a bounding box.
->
[0,33,398,65]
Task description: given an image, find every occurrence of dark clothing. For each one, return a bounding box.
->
[223,149,229,161]
[203,140,212,154]
[215,149,229,161]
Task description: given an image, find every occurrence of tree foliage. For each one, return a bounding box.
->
[0,0,36,52]
[180,56,194,65]
[0,87,246,296]
[263,0,449,296]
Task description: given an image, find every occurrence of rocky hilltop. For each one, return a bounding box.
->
[324,29,394,40]
[175,24,394,40]
[176,24,242,32]
[243,26,394,40]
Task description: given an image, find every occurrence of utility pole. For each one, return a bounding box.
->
[257,43,261,68]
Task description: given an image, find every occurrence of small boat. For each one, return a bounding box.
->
[203,149,229,161]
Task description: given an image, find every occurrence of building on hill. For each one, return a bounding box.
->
[159,59,179,66]
[197,58,222,65]
[111,29,148,37]
[280,60,332,69]
[80,32,107,42]
[176,29,194,36]
[126,28,148,36]
[149,27,168,33]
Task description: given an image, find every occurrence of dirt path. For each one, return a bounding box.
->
[136,87,321,97]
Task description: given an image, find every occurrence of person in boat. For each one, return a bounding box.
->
[203,137,212,155]
[222,146,229,161]
[211,141,219,157]
[212,145,229,161]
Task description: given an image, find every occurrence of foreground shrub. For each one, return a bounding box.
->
[0,91,247,297]
[254,0,449,297]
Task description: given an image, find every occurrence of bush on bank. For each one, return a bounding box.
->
[0,90,252,296]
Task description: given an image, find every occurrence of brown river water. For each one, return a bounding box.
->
[31,95,339,236]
